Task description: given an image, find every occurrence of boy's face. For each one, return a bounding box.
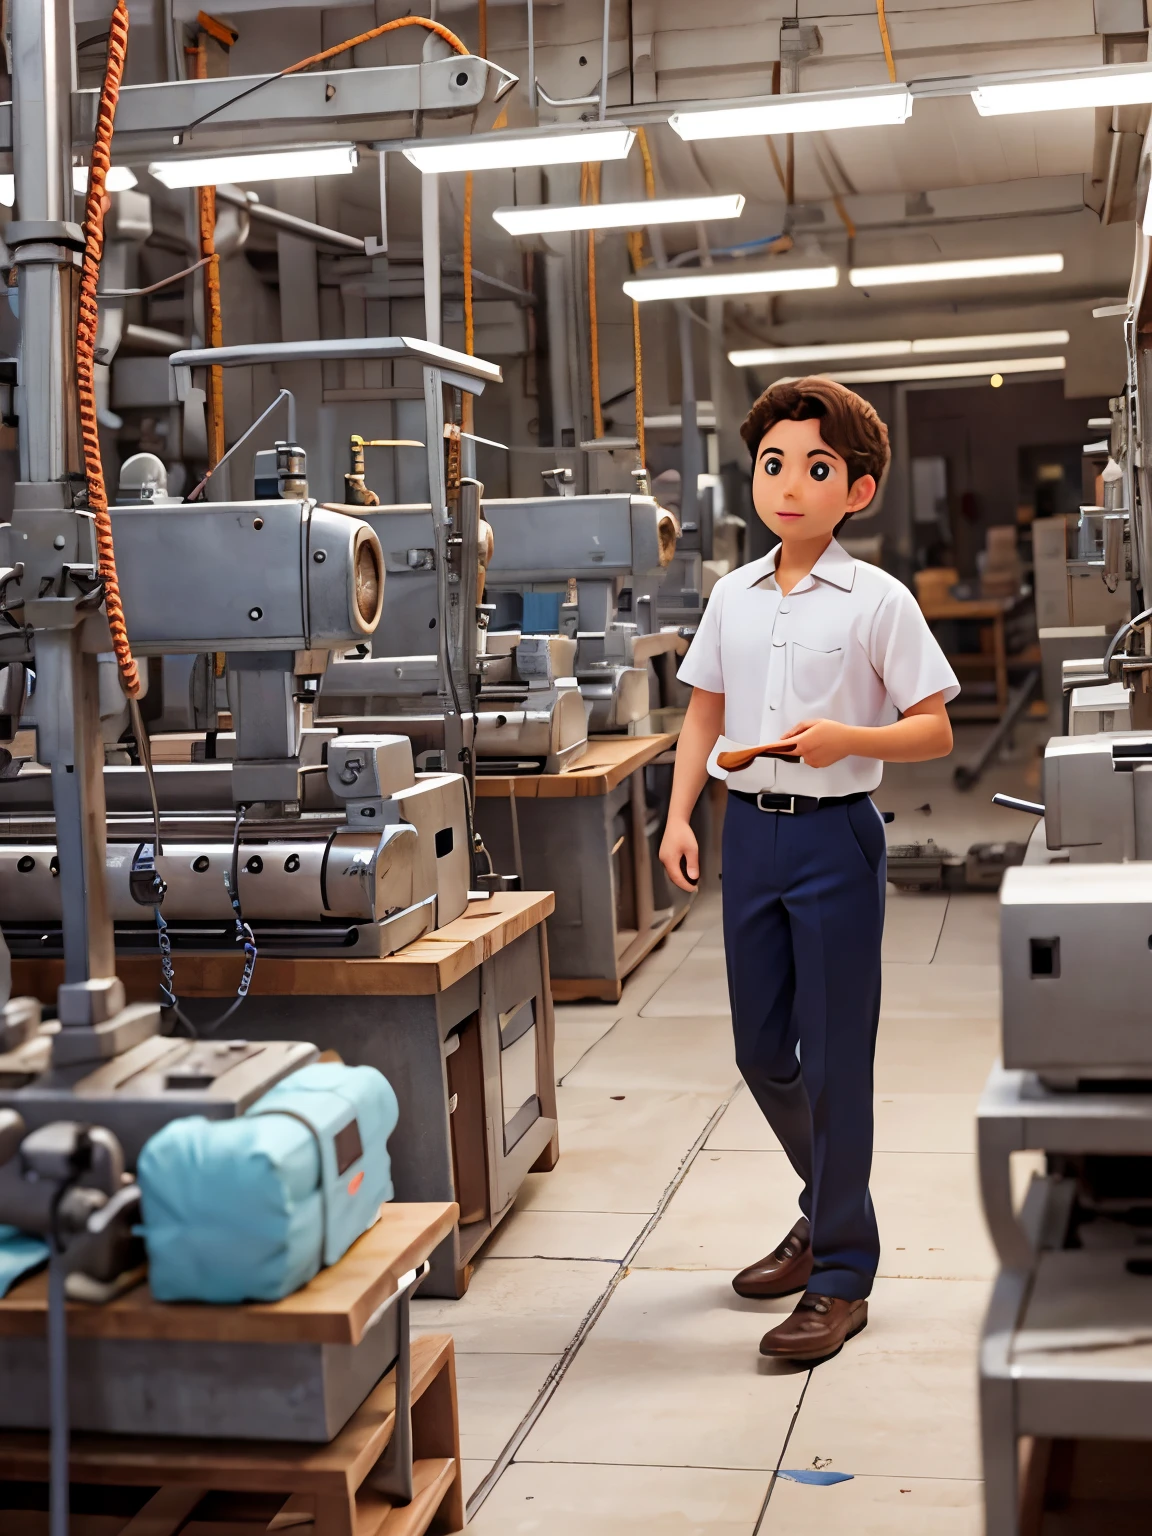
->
[751,415,876,544]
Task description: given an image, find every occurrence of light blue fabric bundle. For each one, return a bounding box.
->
[0,1223,49,1297]
[138,1062,399,1304]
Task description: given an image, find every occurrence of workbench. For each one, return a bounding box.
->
[916,569,1027,720]
[473,733,694,1001]
[0,1205,463,1536]
[13,892,559,1300]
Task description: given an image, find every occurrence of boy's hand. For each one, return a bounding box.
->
[659,817,700,892]
[778,718,855,768]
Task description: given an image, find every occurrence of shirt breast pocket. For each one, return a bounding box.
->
[790,641,844,705]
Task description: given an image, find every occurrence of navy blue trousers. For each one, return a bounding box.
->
[722,793,886,1301]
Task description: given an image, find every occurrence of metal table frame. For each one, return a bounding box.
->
[979,1064,1152,1535]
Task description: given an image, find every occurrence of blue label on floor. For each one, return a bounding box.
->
[777,1470,854,1486]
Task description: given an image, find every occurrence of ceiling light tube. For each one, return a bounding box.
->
[729,340,913,366]
[493,193,744,236]
[625,266,839,303]
[148,144,358,189]
[404,126,635,174]
[849,254,1063,286]
[728,329,1071,367]
[73,166,138,193]
[808,356,1065,385]
[669,84,912,141]
[910,328,1069,353]
[972,63,1152,116]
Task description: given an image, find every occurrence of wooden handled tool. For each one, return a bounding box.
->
[716,741,799,771]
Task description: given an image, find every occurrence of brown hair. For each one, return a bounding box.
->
[740,377,891,491]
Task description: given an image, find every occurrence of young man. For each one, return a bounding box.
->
[660,378,959,1363]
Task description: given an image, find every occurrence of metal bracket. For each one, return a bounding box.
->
[365,1262,429,1506]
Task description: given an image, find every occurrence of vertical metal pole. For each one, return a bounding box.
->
[526,0,536,116]
[11,0,122,1013]
[422,175,441,346]
[47,1252,70,1536]
[544,254,574,448]
[677,306,700,528]
[377,151,389,253]
[599,0,610,120]
[11,0,74,485]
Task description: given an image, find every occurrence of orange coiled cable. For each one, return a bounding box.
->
[76,0,141,698]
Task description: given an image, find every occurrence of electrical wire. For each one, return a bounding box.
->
[581,161,603,440]
[876,0,897,83]
[181,15,470,139]
[76,0,141,699]
[98,253,212,297]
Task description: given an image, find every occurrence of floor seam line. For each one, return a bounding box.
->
[463,1086,739,1523]
[751,1369,813,1535]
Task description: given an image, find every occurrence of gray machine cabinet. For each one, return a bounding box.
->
[193,924,557,1296]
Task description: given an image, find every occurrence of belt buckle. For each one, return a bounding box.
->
[756,792,795,814]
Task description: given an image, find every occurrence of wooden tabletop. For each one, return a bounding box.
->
[0,1201,457,1345]
[474,733,677,799]
[918,592,1017,621]
[12,889,555,1001]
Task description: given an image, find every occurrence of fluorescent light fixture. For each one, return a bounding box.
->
[849,254,1063,287]
[669,84,912,141]
[728,329,1070,367]
[911,328,1069,353]
[0,175,12,208]
[973,63,1152,116]
[624,265,839,303]
[404,126,635,174]
[148,144,358,189]
[808,356,1065,385]
[73,166,138,193]
[493,193,744,237]
[730,340,913,366]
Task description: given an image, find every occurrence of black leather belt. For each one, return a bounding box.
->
[730,789,869,816]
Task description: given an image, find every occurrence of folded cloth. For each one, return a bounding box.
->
[0,1223,49,1297]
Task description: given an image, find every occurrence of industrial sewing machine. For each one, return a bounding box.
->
[318,469,681,769]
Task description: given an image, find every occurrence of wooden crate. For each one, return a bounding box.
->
[0,1333,463,1536]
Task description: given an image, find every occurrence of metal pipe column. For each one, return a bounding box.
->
[10,0,122,1015]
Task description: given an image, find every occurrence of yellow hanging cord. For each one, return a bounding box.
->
[876,0,897,82]
[636,124,656,200]
[583,161,604,439]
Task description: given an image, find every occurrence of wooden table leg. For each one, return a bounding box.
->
[311,1492,356,1536]
[993,614,1008,713]
[629,766,655,941]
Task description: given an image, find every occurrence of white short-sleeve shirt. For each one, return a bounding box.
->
[677,538,960,797]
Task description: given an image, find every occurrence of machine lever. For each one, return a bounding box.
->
[992,793,1045,817]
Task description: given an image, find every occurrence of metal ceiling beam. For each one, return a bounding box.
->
[0,55,510,159]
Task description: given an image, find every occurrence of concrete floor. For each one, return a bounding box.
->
[412,724,1047,1533]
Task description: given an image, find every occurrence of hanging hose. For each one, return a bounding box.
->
[581,162,603,439]
[188,32,225,466]
[76,0,141,698]
[875,0,897,83]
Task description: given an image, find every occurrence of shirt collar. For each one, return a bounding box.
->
[744,538,857,594]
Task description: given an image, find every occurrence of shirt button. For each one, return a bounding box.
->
[779,603,791,614]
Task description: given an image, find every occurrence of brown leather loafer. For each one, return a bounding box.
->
[732,1217,812,1299]
[759,1293,868,1362]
